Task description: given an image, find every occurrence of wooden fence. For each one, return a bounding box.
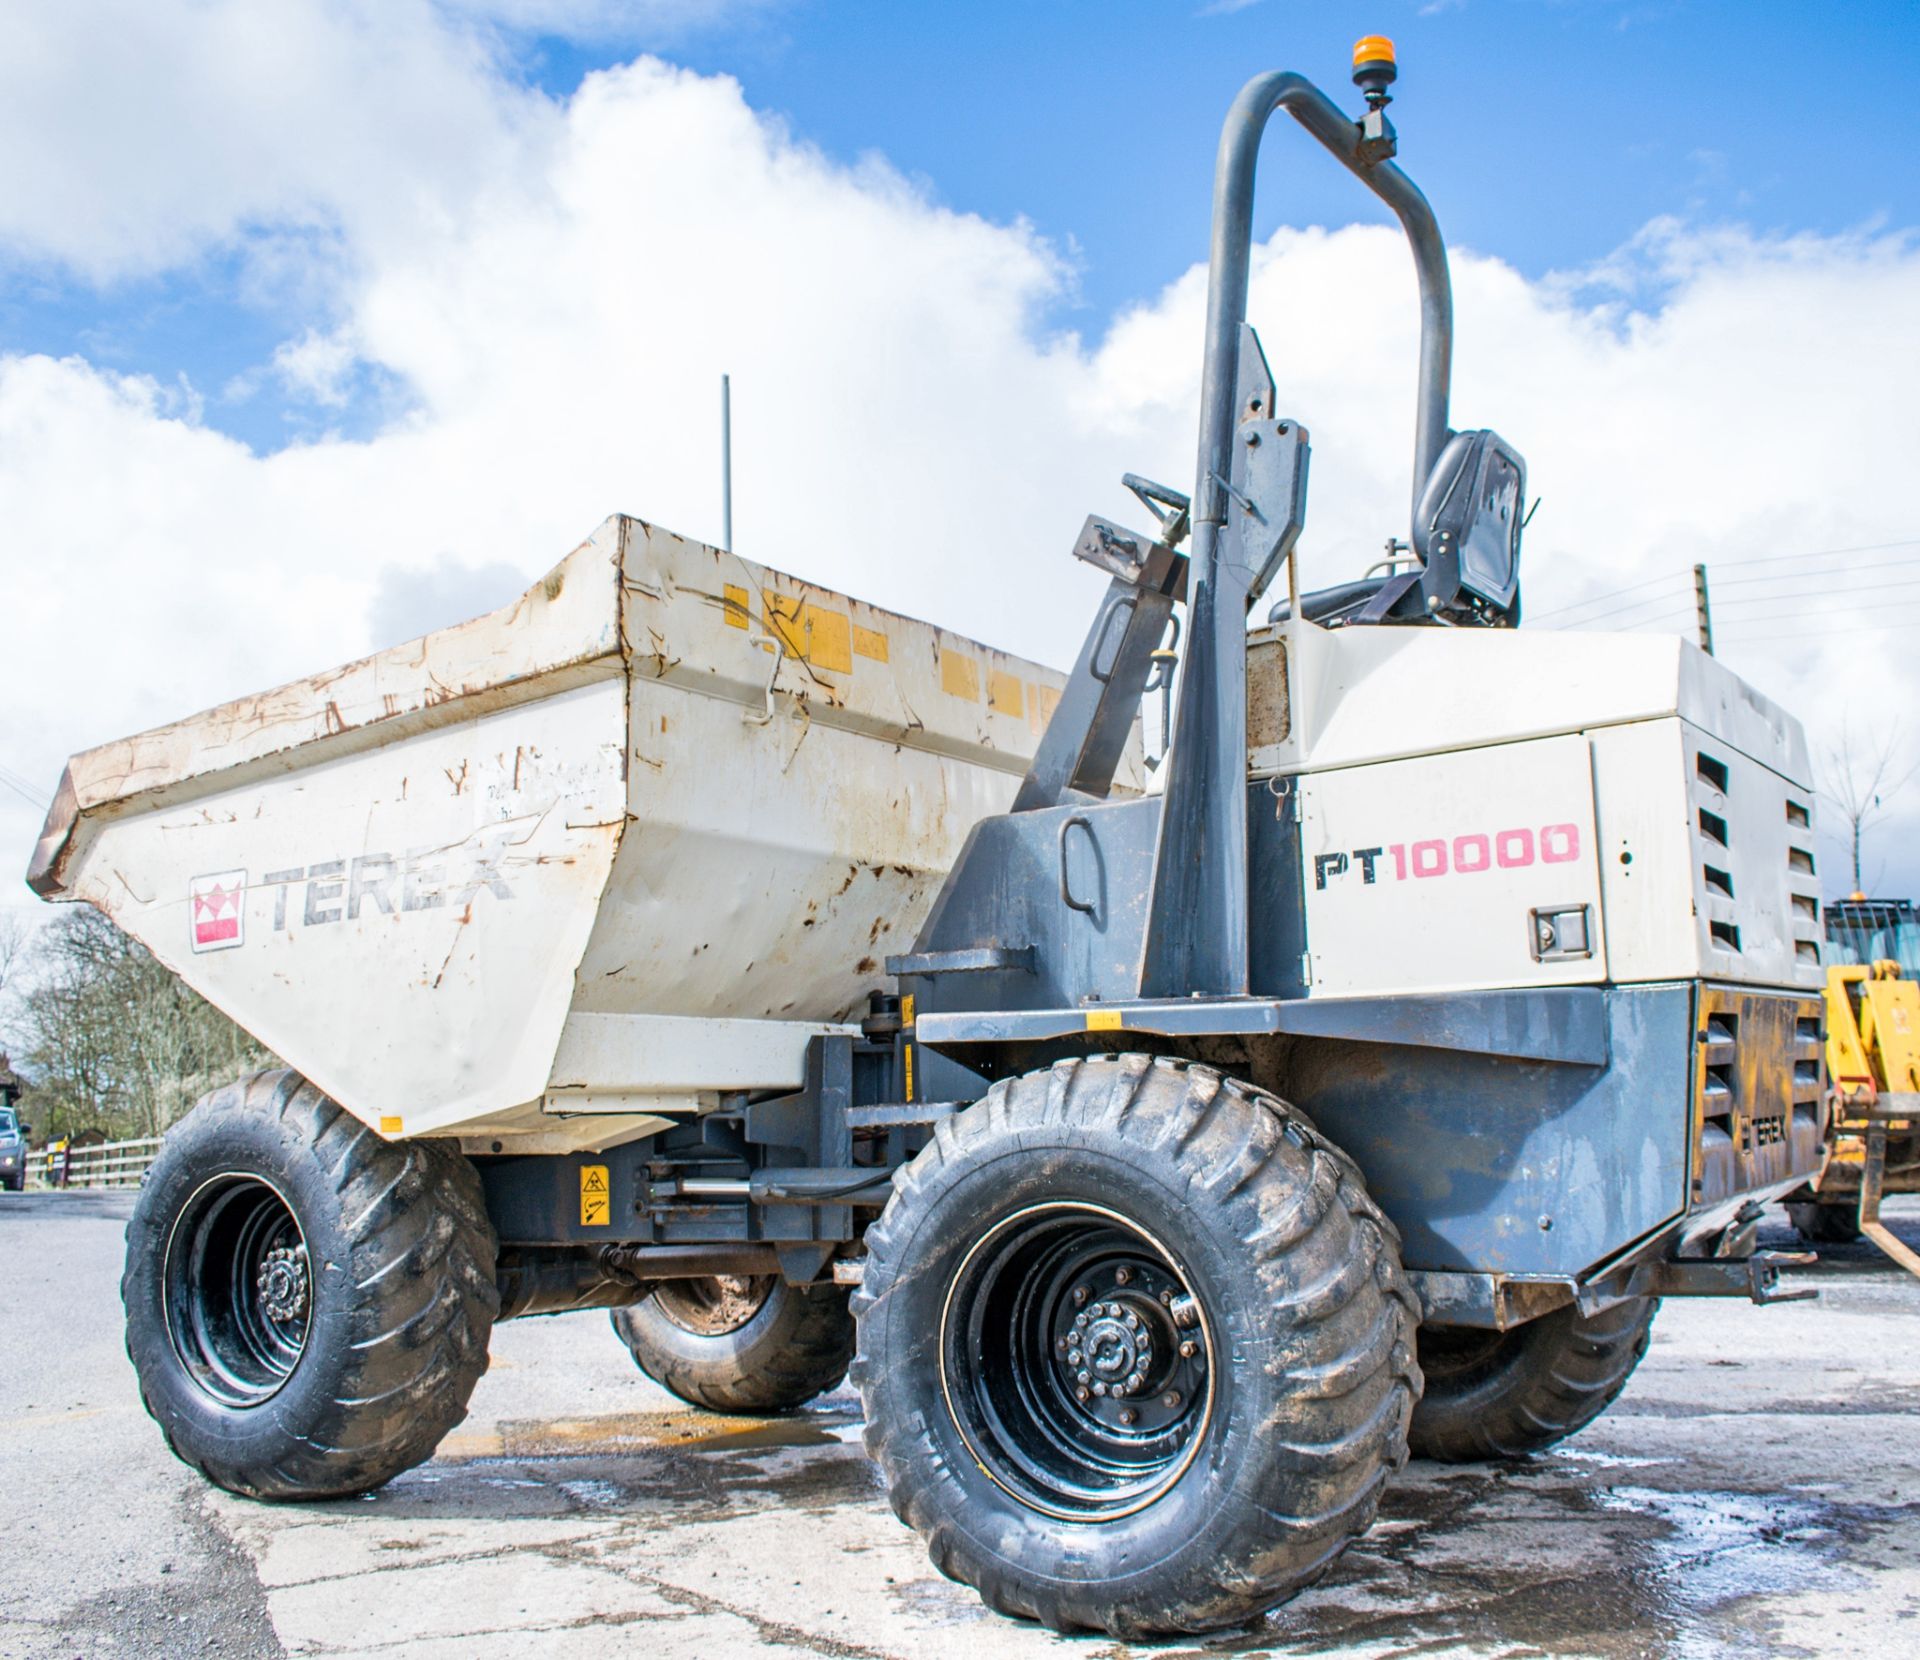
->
[34,1135,163,1189]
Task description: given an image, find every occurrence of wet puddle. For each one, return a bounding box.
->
[436,1402,864,1461]
[370,1399,1913,1655]
[1189,1462,1914,1659]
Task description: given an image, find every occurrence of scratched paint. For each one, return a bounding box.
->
[28,515,1138,1143]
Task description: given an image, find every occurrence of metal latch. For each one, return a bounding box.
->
[1529,904,1593,962]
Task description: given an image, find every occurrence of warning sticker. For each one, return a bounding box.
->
[579,1165,611,1228]
[189,870,247,953]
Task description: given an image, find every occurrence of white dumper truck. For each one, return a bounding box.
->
[27,42,1828,1637]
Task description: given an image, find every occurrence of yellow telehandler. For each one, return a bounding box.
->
[1788,896,1920,1275]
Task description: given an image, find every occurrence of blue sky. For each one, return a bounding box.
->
[2,0,1919,906]
[8,0,1917,456]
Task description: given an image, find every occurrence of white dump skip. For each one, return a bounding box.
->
[31,517,1130,1147]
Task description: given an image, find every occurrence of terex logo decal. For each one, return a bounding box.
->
[189,870,247,952]
[1314,822,1582,890]
[186,843,515,949]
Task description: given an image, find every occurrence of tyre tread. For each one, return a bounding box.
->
[122,1068,498,1501]
[852,1053,1421,1637]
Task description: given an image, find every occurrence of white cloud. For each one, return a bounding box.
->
[0,1,547,282]
[271,328,362,407]
[2,16,1918,932]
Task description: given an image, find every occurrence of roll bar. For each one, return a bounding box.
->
[1193,72,1453,531]
[1141,61,1455,998]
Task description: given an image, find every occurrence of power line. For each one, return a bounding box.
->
[1528,569,1690,623]
[1712,552,1920,590]
[1539,589,1695,630]
[1720,609,1920,646]
[1699,534,1920,573]
[1552,612,1696,636]
[1714,577,1920,619]
[1718,594,1920,629]
[1525,535,1920,626]
[0,763,49,811]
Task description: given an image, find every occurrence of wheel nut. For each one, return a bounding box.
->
[1162,1390,1182,1408]
[1118,1409,1136,1426]
[1114,1266,1133,1286]
[1076,1369,1090,1385]
[1092,1382,1108,1398]
[1073,1287,1090,1306]
[1179,1339,1198,1359]
[1055,1337,1068,1354]
[1160,1289,1174,1305]
[1075,1386,1090,1402]
[1073,1311,1088,1329]
[1124,1311,1141,1330]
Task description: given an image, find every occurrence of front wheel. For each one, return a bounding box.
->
[610,1276,854,1414]
[122,1070,499,1500]
[853,1054,1422,1638]
[1410,1297,1658,1461]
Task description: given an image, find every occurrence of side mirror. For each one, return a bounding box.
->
[1414,429,1525,622]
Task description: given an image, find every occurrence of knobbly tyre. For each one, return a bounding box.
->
[27,40,1829,1637]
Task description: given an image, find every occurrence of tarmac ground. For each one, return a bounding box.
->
[2,1187,1916,1659]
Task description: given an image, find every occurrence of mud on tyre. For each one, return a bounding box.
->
[852,1053,1423,1638]
[122,1069,499,1500]
[1410,1296,1658,1462]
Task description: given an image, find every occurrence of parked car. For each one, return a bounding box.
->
[0,1105,29,1192]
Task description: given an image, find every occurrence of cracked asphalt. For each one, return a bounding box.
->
[3,1189,1916,1658]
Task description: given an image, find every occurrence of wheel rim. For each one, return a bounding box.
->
[653,1275,775,1337]
[938,1202,1214,1521]
[163,1174,311,1408]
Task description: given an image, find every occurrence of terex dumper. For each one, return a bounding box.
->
[26,42,1830,1636]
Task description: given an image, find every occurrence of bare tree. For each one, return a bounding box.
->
[0,911,27,999]
[1820,718,1919,894]
[11,907,272,1140]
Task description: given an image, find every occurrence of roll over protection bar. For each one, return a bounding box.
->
[1141,64,1456,998]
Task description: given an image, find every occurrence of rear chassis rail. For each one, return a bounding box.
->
[474,972,1826,1330]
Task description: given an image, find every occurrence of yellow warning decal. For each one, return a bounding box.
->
[901,993,915,1026]
[903,1042,915,1101]
[580,1164,611,1227]
[765,594,854,672]
[1085,1009,1124,1031]
[853,624,889,662]
[1030,682,1061,735]
[804,606,853,672]
[940,649,980,702]
[722,583,750,628]
[378,1115,404,1136]
[987,668,1025,718]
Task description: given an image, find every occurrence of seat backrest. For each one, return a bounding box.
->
[1413,429,1526,621]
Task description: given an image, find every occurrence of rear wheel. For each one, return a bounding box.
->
[123,1070,499,1499]
[610,1276,855,1414]
[1409,1297,1657,1462]
[853,1054,1421,1638]
[1786,1200,1862,1245]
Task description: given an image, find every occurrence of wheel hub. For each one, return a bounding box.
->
[1069,1301,1155,1397]
[257,1245,309,1325]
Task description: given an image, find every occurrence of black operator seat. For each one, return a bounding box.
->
[1267,429,1527,629]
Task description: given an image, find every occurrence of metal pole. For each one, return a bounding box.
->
[720,373,733,553]
[1693,562,1714,655]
